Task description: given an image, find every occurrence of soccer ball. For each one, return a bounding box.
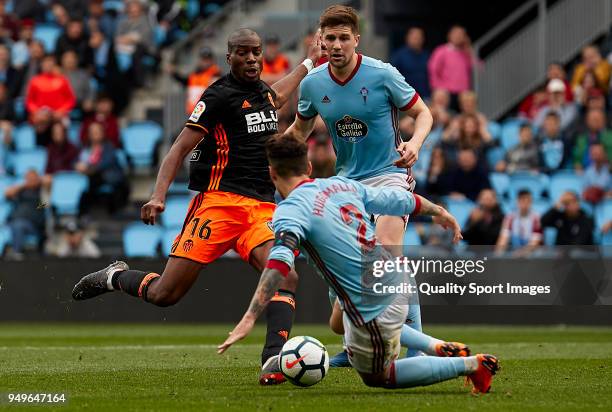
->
[279,336,329,387]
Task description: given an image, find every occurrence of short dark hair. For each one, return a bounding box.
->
[266,135,309,178]
[544,111,560,120]
[319,5,359,34]
[519,123,532,132]
[227,28,260,52]
[518,189,532,198]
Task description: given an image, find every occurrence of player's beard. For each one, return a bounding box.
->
[329,50,355,71]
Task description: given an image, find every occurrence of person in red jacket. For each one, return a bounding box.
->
[25,54,76,145]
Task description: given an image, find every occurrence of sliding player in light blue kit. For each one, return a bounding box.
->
[218,135,500,393]
[283,5,433,362]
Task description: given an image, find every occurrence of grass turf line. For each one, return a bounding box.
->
[1,324,611,411]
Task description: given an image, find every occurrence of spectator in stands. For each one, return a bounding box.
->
[168,47,221,114]
[79,95,119,147]
[25,54,76,145]
[50,1,70,28]
[424,147,452,196]
[458,91,491,140]
[390,27,430,99]
[4,169,45,260]
[462,189,504,246]
[573,70,605,107]
[60,50,95,114]
[415,200,455,254]
[497,124,540,173]
[571,45,611,95]
[261,34,291,84]
[0,0,19,41]
[55,19,93,69]
[538,112,569,172]
[533,79,577,132]
[582,144,611,204]
[441,148,490,201]
[53,220,101,258]
[89,28,111,80]
[573,108,612,169]
[53,0,88,20]
[441,114,491,166]
[20,40,46,96]
[428,89,453,132]
[12,0,45,21]
[0,44,23,100]
[87,0,117,39]
[77,122,129,213]
[0,83,14,140]
[428,25,477,110]
[11,19,35,69]
[115,0,155,85]
[541,191,594,245]
[495,190,542,256]
[569,90,610,135]
[519,62,573,120]
[44,122,79,184]
[308,135,336,178]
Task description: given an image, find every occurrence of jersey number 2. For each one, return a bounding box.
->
[340,204,376,249]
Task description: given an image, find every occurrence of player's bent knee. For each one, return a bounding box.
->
[359,372,386,388]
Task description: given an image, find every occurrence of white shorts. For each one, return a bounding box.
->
[359,172,416,224]
[343,302,409,374]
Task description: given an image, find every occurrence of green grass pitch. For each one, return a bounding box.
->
[1,324,611,411]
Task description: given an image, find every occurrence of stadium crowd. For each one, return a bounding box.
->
[1,5,611,259]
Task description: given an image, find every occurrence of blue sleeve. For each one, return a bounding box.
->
[297,77,318,120]
[268,198,311,267]
[384,63,418,110]
[354,179,418,216]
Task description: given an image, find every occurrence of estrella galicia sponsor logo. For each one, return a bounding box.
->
[190,150,201,162]
[335,115,368,143]
[245,110,278,133]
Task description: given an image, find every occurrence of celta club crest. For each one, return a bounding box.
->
[343,115,353,124]
[360,87,368,103]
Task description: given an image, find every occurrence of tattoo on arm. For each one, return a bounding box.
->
[415,195,444,217]
[246,268,284,318]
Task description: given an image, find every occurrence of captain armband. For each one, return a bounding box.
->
[274,231,300,257]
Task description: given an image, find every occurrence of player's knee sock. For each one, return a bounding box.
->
[386,356,474,388]
[261,289,295,365]
[405,303,424,357]
[110,270,160,301]
[400,323,444,356]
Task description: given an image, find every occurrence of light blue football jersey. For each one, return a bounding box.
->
[268,176,418,325]
[298,55,419,181]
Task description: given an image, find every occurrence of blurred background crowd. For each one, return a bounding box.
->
[0,0,611,261]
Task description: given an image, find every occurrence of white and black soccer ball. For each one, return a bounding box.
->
[279,336,329,387]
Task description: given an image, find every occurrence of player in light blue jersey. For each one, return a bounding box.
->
[218,135,499,393]
[283,5,434,362]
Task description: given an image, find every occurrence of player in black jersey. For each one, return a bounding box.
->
[72,28,322,385]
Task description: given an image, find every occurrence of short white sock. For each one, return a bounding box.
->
[463,356,479,374]
[427,338,445,355]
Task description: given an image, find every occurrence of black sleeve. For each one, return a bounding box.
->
[540,208,562,227]
[184,86,222,134]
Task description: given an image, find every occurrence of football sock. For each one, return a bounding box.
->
[110,270,160,301]
[261,289,295,365]
[405,303,424,357]
[400,324,444,355]
[387,356,468,388]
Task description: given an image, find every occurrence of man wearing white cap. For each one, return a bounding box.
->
[534,78,577,131]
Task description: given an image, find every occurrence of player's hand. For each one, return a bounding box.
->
[394,141,420,168]
[141,198,165,225]
[217,316,255,354]
[307,29,323,64]
[432,207,463,244]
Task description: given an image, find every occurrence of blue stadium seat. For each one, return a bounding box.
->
[486,146,506,170]
[123,223,162,257]
[0,202,11,223]
[161,195,192,228]
[500,119,523,150]
[50,172,89,215]
[446,198,475,227]
[489,172,510,199]
[13,125,36,151]
[103,0,124,12]
[33,23,62,53]
[544,227,557,246]
[487,121,502,141]
[595,199,612,230]
[601,231,612,246]
[120,121,163,168]
[508,173,546,200]
[404,226,422,246]
[11,149,47,177]
[13,97,25,121]
[0,176,14,203]
[0,226,11,255]
[162,228,178,256]
[531,199,551,216]
[549,171,584,202]
[67,122,81,146]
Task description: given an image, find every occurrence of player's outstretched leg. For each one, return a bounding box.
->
[249,242,298,385]
[72,257,203,306]
[400,323,470,357]
[382,353,499,393]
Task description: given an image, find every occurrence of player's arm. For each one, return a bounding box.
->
[395,97,433,168]
[283,114,318,141]
[141,127,205,225]
[270,32,322,109]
